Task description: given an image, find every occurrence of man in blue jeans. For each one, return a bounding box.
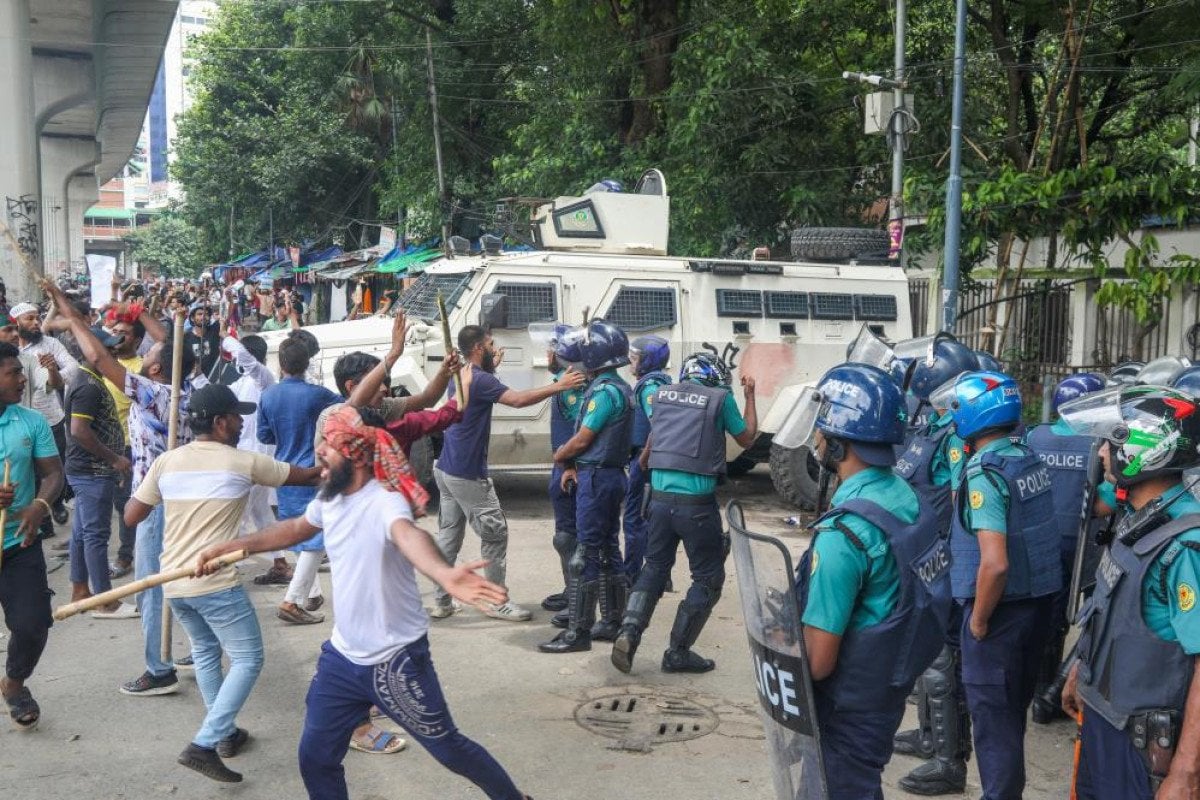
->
[64,325,133,617]
[126,383,320,783]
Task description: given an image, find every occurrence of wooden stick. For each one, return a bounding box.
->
[54,549,249,621]
[1070,709,1083,800]
[161,310,187,661]
[437,291,464,407]
[0,461,11,572]
[0,219,44,283]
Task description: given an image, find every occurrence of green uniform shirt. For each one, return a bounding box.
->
[801,467,917,635]
[1050,418,1074,437]
[960,437,1026,536]
[649,383,746,496]
[1142,487,1200,651]
[577,369,630,466]
[928,411,967,489]
[637,378,663,421]
[0,403,60,551]
[553,370,584,423]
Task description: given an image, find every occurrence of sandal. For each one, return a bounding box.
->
[252,565,293,585]
[349,726,406,755]
[277,604,324,625]
[4,686,39,731]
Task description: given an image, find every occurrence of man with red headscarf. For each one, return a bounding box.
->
[196,405,531,800]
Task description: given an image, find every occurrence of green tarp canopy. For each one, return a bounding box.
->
[373,247,441,275]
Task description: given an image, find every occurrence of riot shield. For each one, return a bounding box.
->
[1067,438,1105,621]
[726,500,828,800]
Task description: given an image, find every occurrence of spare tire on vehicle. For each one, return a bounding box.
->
[769,443,834,510]
[791,227,891,263]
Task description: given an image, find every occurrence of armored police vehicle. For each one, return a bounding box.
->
[261,170,914,508]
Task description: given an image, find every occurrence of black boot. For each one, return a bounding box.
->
[897,758,967,795]
[539,579,597,654]
[550,609,568,628]
[541,592,567,612]
[661,595,716,673]
[893,727,933,759]
[591,571,627,642]
[611,590,659,673]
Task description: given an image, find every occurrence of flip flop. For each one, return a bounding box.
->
[5,686,39,731]
[349,726,407,755]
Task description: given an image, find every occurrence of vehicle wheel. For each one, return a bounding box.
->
[408,435,436,490]
[769,443,828,510]
[726,454,757,478]
[790,227,891,263]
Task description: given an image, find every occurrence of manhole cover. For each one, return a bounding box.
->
[575,691,719,745]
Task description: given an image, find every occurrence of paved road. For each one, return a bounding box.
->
[4,468,1074,799]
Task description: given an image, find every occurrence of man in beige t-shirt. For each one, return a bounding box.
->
[125,383,319,784]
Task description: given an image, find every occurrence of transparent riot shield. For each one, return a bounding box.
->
[726,500,828,800]
[1068,438,1105,621]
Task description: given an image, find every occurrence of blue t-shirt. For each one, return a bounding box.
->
[257,376,341,515]
[0,403,59,550]
[437,365,509,480]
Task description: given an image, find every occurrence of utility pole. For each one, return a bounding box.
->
[268,206,274,260]
[425,28,450,248]
[941,0,967,332]
[391,98,403,232]
[228,204,235,260]
[890,0,906,263]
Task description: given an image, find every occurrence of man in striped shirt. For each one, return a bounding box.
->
[125,383,320,784]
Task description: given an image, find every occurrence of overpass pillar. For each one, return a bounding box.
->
[0,0,40,299]
[39,136,99,279]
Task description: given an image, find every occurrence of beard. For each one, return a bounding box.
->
[481,350,497,373]
[20,327,42,344]
[319,459,355,500]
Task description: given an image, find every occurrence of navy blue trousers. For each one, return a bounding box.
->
[298,638,523,800]
[621,455,648,579]
[815,689,906,800]
[632,495,725,600]
[575,467,626,580]
[549,464,576,538]
[960,596,1053,800]
[1075,709,1154,800]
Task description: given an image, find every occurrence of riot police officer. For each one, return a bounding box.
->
[933,370,1062,800]
[611,351,756,674]
[794,364,952,800]
[541,321,633,654]
[891,341,977,795]
[622,335,672,584]
[542,325,587,614]
[1024,372,1106,724]
[1060,384,1200,800]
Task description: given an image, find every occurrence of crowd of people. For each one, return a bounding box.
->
[0,268,1197,800]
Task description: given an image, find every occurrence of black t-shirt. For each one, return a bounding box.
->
[64,367,123,476]
[187,324,222,376]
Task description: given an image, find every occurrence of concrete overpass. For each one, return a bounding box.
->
[0,0,178,300]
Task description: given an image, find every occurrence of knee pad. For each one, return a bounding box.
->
[552,528,577,557]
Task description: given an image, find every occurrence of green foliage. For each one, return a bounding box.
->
[124,214,207,279]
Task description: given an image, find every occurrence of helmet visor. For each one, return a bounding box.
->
[1057,387,1129,439]
[773,387,825,450]
[847,324,895,369]
[892,335,939,364]
[928,378,961,413]
[528,322,560,351]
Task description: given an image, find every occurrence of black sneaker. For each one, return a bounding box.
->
[216,727,250,758]
[177,743,242,783]
[52,504,68,525]
[120,670,179,696]
[175,655,194,672]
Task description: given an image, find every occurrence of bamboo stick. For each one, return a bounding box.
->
[160,310,187,661]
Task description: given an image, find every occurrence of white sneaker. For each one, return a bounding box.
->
[484,601,532,622]
[428,600,461,619]
[91,603,140,620]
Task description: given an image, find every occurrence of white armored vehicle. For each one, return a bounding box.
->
[262,170,913,507]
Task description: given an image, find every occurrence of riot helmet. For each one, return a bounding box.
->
[1171,365,1200,398]
[931,371,1022,439]
[1108,361,1145,385]
[630,335,670,377]
[1059,385,1200,487]
[680,352,732,388]
[1135,356,1190,386]
[908,340,978,401]
[1052,372,1105,413]
[578,320,630,372]
[552,324,584,364]
[973,350,1002,373]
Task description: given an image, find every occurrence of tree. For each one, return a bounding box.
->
[124,214,207,279]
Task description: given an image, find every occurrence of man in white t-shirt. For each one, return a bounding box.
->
[196,405,530,800]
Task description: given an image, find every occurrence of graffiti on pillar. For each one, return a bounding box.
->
[5,195,39,259]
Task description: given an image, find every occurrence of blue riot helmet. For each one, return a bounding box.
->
[1135,355,1190,386]
[552,324,584,364]
[888,357,912,388]
[630,335,670,377]
[931,371,1022,439]
[908,340,979,401]
[680,352,731,388]
[586,179,624,193]
[1052,373,1105,413]
[973,350,1002,373]
[813,363,907,466]
[578,319,630,372]
[1172,365,1200,398]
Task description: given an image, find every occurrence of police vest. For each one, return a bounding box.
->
[1025,424,1101,552]
[575,375,634,468]
[646,383,728,478]
[795,496,953,711]
[550,388,576,452]
[949,443,1063,601]
[1076,514,1200,730]
[631,371,671,450]
[893,423,954,539]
